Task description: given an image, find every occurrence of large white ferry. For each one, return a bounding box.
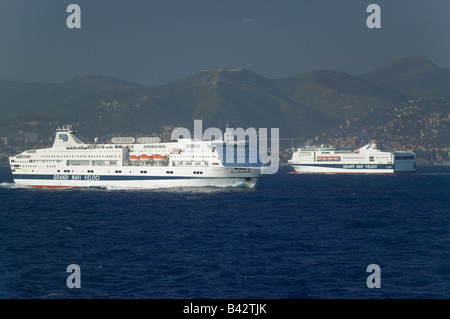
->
[288,142,416,174]
[9,126,261,188]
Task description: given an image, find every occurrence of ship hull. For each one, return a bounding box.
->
[13,177,260,189]
[290,163,417,174]
[12,167,261,189]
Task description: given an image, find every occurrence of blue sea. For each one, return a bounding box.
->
[0,165,449,299]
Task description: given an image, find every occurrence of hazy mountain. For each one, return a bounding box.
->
[146,68,337,136]
[0,75,146,120]
[0,80,57,120]
[277,70,407,120]
[0,69,337,137]
[360,56,450,97]
[1,56,449,141]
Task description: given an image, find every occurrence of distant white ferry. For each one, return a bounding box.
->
[9,126,261,188]
[288,143,416,174]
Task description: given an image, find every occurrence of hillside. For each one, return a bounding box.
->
[0,68,338,138]
[159,68,337,136]
[0,56,449,149]
[277,70,406,120]
[0,81,57,121]
[360,56,450,97]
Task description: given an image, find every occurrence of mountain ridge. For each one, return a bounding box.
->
[277,69,407,120]
[360,56,450,97]
[1,56,449,141]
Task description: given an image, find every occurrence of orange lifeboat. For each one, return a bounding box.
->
[130,155,139,161]
[139,154,153,161]
[153,154,168,161]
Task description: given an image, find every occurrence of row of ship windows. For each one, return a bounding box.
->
[51,170,201,175]
[14,167,206,175]
[317,158,340,162]
[395,156,415,160]
[314,156,394,162]
[46,149,118,152]
[51,170,182,174]
[120,170,202,175]
[41,155,117,158]
[172,155,215,158]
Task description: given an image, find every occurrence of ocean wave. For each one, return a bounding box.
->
[102,185,249,193]
[0,182,31,189]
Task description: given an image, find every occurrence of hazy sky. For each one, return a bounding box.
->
[1,0,450,86]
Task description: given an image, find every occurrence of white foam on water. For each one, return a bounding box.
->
[0,182,31,189]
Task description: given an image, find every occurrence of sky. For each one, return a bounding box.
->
[1,0,450,86]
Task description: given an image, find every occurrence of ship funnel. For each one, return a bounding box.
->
[52,126,85,148]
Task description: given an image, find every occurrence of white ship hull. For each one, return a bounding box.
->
[12,167,260,189]
[13,177,260,189]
